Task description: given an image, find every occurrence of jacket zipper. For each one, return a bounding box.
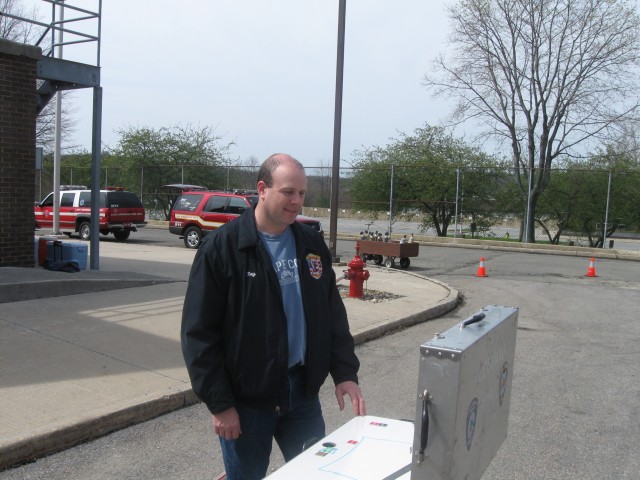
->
[257,240,289,414]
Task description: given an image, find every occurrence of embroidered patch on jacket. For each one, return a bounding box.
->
[306,253,323,279]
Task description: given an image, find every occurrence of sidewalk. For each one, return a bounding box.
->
[0,241,458,470]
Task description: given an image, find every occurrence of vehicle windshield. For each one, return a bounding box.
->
[173,194,204,212]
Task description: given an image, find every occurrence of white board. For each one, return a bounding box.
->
[266,415,413,480]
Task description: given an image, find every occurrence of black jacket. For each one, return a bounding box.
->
[181,207,360,414]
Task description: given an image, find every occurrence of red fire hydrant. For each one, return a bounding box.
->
[344,243,370,299]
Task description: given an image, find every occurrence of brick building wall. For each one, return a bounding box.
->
[0,40,41,267]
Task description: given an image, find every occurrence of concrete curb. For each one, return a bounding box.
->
[0,277,177,304]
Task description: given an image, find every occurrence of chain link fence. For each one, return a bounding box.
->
[35,164,640,251]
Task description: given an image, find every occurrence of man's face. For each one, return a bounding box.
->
[257,162,307,234]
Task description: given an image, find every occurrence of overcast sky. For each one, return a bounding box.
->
[29,0,459,166]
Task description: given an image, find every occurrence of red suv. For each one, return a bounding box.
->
[34,186,146,241]
[169,189,323,248]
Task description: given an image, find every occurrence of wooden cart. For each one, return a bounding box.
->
[357,239,419,269]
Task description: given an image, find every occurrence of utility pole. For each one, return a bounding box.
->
[329,0,347,262]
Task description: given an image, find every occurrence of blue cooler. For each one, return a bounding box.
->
[46,241,88,271]
[45,240,62,266]
[60,242,88,270]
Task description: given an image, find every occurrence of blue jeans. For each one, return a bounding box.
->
[219,367,325,480]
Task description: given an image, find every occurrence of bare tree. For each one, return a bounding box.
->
[241,155,260,170]
[425,0,640,242]
[1,0,78,152]
[34,91,79,152]
[0,0,39,42]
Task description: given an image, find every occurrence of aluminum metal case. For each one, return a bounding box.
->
[411,305,519,480]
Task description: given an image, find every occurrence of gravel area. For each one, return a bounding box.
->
[336,284,403,303]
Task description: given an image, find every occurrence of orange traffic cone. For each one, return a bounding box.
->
[585,257,598,277]
[475,257,488,277]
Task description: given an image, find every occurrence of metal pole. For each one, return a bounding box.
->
[89,86,102,270]
[91,1,102,268]
[603,170,612,248]
[97,0,102,67]
[38,154,42,201]
[329,0,347,262]
[52,1,64,235]
[388,163,394,236]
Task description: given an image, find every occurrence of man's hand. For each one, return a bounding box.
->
[212,407,241,440]
[335,381,366,416]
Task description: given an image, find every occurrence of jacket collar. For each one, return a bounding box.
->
[237,205,302,250]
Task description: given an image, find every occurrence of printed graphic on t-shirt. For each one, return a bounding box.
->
[274,258,299,287]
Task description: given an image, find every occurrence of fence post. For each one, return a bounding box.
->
[454,167,460,238]
[388,163,394,235]
[603,170,612,248]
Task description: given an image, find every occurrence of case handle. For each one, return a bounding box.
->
[461,312,485,328]
[416,388,430,464]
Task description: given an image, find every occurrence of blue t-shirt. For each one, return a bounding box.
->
[259,227,307,368]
